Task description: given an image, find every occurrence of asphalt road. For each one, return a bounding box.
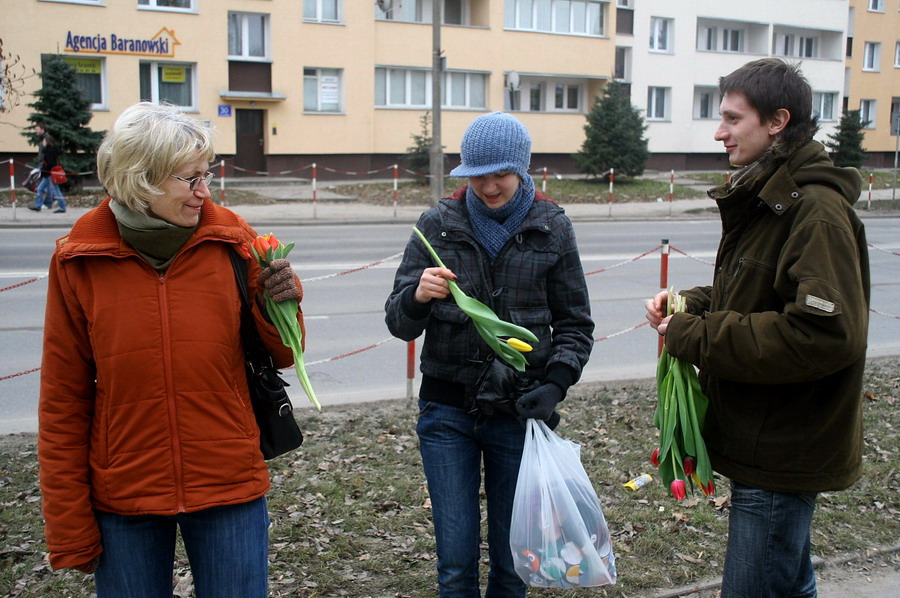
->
[1,218,899,435]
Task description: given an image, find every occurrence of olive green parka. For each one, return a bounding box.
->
[665,141,870,493]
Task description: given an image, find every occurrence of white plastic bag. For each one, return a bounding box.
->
[509,419,616,588]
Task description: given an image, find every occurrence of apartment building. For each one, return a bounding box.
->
[846,0,900,166]
[0,0,615,178]
[616,0,850,169]
[1,1,897,177]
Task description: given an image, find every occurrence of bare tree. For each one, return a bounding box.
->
[0,37,37,114]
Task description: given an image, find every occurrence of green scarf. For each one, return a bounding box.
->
[111,200,198,271]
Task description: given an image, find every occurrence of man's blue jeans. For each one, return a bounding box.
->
[94,496,269,598]
[33,176,66,210]
[416,399,527,598]
[722,481,818,598]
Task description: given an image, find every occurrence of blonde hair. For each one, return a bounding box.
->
[97,102,215,212]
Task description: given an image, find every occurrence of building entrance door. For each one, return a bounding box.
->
[235,109,265,175]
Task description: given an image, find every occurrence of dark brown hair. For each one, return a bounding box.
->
[719,58,818,148]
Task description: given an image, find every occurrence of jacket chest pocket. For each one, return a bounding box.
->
[719,256,781,313]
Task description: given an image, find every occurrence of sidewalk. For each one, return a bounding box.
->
[2,180,895,229]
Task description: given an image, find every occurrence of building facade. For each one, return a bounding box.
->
[1,0,897,179]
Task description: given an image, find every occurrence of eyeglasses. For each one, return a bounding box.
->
[170,171,214,191]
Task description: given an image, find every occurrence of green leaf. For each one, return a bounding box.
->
[412,226,539,370]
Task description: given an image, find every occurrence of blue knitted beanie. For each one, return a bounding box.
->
[450,112,532,178]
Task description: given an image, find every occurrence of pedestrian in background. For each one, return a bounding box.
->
[385,111,594,596]
[29,132,67,213]
[38,101,305,598]
[645,58,870,597]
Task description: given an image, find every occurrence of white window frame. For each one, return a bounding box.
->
[62,56,108,111]
[650,17,672,52]
[647,86,669,120]
[721,28,743,52]
[775,33,795,57]
[139,61,197,111]
[860,99,877,128]
[304,0,342,24]
[375,67,486,109]
[228,12,271,62]
[868,0,884,12]
[812,92,837,121]
[895,41,900,67]
[698,25,717,51]
[376,0,469,25]
[693,86,719,119]
[863,42,881,71]
[304,67,343,113]
[797,36,818,58]
[505,0,607,37]
[138,0,195,11]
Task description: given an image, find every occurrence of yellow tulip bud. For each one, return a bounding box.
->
[505,337,533,352]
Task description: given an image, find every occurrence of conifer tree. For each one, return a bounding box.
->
[575,80,648,179]
[824,109,869,168]
[26,55,104,185]
[405,112,441,184]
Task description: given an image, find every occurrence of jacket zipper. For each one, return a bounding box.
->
[158,272,186,513]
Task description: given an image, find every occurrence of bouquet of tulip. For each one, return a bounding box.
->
[412,226,539,372]
[651,288,714,499]
[244,234,320,410]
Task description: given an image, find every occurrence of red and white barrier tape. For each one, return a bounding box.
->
[584,245,661,276]
[0,274,48,293]
[303,252,403,283]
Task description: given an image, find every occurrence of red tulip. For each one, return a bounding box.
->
[682,456,696,476]
[650,448,660,467]
[670,479,686,501]
[692,474,715,496]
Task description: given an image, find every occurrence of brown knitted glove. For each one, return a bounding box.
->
[258,258,302,303]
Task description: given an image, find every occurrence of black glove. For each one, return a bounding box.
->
[258,258,301,303]
[515,383,564,421]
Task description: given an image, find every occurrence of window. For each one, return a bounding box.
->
[139,62,196,109]
[863,42,881,71]
[377,0,468,25]
[554,83,581,110]
[812,92,837,121]
[859,99,876,128]
[775,34,795,56]
[62,57,106,109]
[138,0,194,10]
[868,0,884,11]
[304,0,341,23]
[693,87,719,119]
[650,17,672,52]
[721,28,743,52]
[895,41,900,67]
[504,1,607,36]
[698,25,717,51]
[615,46,631,80]
[375,67,486,109]
[304,68,342,112]
[797,36,817,58]
[647,86,669,120]
[891,99,899,135]
[228,12,269,61]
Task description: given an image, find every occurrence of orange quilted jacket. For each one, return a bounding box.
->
[38,198,300,570]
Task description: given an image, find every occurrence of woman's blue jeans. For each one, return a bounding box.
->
[722,481,818,598]
[94,496,269,598]
[416,399,527,598]
[34,176,66,210]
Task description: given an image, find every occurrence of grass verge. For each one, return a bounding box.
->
[1,357,897,597]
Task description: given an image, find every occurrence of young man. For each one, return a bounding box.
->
[645,58,870,597]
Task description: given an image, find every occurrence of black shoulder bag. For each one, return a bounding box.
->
[229,248,303,460]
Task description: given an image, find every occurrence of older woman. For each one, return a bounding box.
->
[38,102,304,598]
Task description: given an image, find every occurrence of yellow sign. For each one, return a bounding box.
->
[161,66,186,83]
[63,58,102,75]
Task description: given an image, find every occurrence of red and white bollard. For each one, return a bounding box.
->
[607,167,615,217]
[311,162,318,219]
[393,164,399,218]
[8,159,17,221]
[658,238,670,356]
[219,159,226,206]
[407,340,416,400]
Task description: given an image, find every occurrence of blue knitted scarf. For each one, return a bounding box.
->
[465,174,535,260]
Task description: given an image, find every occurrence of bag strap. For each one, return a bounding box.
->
[228,247,275,372]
